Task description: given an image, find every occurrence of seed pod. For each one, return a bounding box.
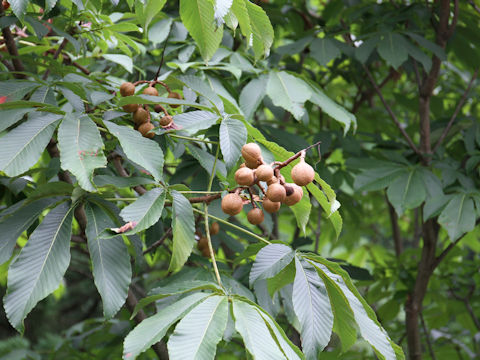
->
[138,122,155,138]
[209,222,220,235]
[197,236,208,251]
[122,103,139,113]
[283,184,303,206]
[255,164,274,182]
[245,160,261,169]
[154,104,164,113]
[266,183,286,202]
[247,208,264,225]
[201,247,211,258]
[221,193,243,216]
[160,115,173,127]
[291,158,315,186]
[168,92,182,108]
[143,86,158,96]
[267,176,278,186]
[284,184,295,196]
[263,198,281,213]
[241,143,262,164]
[120,82,135,97]
[133,107,149,125]
[239,163,246,168]
[235,167,255,186]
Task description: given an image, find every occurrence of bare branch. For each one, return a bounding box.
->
[432,68,479,152]
[143,228,172,255]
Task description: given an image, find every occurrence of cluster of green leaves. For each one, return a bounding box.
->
[0,1,408,359]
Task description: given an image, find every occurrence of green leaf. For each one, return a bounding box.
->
[118,95,212,111]
[93,175,155,188]
[0,108,34,133]
[3,202,74,332]
[239,75,268,120]
[169,191,196,272]
[354,162,405,191]
[104,121,164,182]
[0,198,61,265]
[0,112,62,177]
[123,292,211,359]
[438,194,476,241]
[307,255,402,360]
[290,191,312,235]
[168,295,229,360]
[266,71,311,120]
[315,262,357,352]
[249,243,295,286]
[103,54,133,73]
[305,80,357,134]
[232,299,288,359]
[8,0,29,19]
[386,168,426,215]
[57,114,107,192]
[177,75,224,112]
[119,188,166,233]
[85,203,131,319]
[310,38,341,66]
[292,257,333,359]
[0,81,39,100]
[187,144,228,180]
[214,0,233,25]
[173,111,220,135]
[219,116,247,169]
[377,33,409,69]
[148,18,173,44]
[179,0,223,62]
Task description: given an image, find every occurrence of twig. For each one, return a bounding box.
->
[143,228,173,255]
[154,26,172,80]
[420,312,437,360]
[273,141,321,168]
[432,68,479,152]
[363,65,422,156]
[112,156,147,195]
[43,37,69,80]
[1,15,26,78]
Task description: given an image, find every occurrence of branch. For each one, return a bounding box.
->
[363,65,422,156]
[42,37,69,80]
[143,228,172,255]
[112,156,147,195]
[1,9,26,78]
[420,312,437,360]
[432,68,479,152]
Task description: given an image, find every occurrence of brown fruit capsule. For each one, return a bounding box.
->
[197,236,208,251]
[247,208,264,225]
[138,122,155,138]
[235,167,255,186]
[221,193,243,216]
[209,222,220,235]
[241,143,262,164]
[255,164,274,182]
[201,247,211,258]
[239,163,246,168]
[267,176,278,186]
[143,86,159,96]
[133,107,149,125]
[266,183,286,202]
[283,184,303,206]
[154,104,164,113]
[263,198,281,213]
[291,159,315,186]
[245,160,260,169]
[122,103,139,113]
[160,115,173,127]
[168,92,182,108]
[120,82,135,97]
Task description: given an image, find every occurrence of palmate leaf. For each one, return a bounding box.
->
[292,257,333,359]
[179,0,223,62]
[173,110,220,135]
[169,191,196,272]
[0,112,62,177]
[104,121,164,182]
[219,116,247,169]
[386,168,426,215]
[119,188,166,233]
[57,114,107,191]
[85,202,131,319]
[249,243,295,286]
[0,197,61,265]
[307,255,403,360]
[168,295,229,360]
[438,193,476,241]
[123,292,211,359]
[266,71,311,120]
[3,202,74,332]
[232,299,289,359]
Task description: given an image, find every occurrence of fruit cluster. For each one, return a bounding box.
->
[119,81,182,138]
[221,143,315,225]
